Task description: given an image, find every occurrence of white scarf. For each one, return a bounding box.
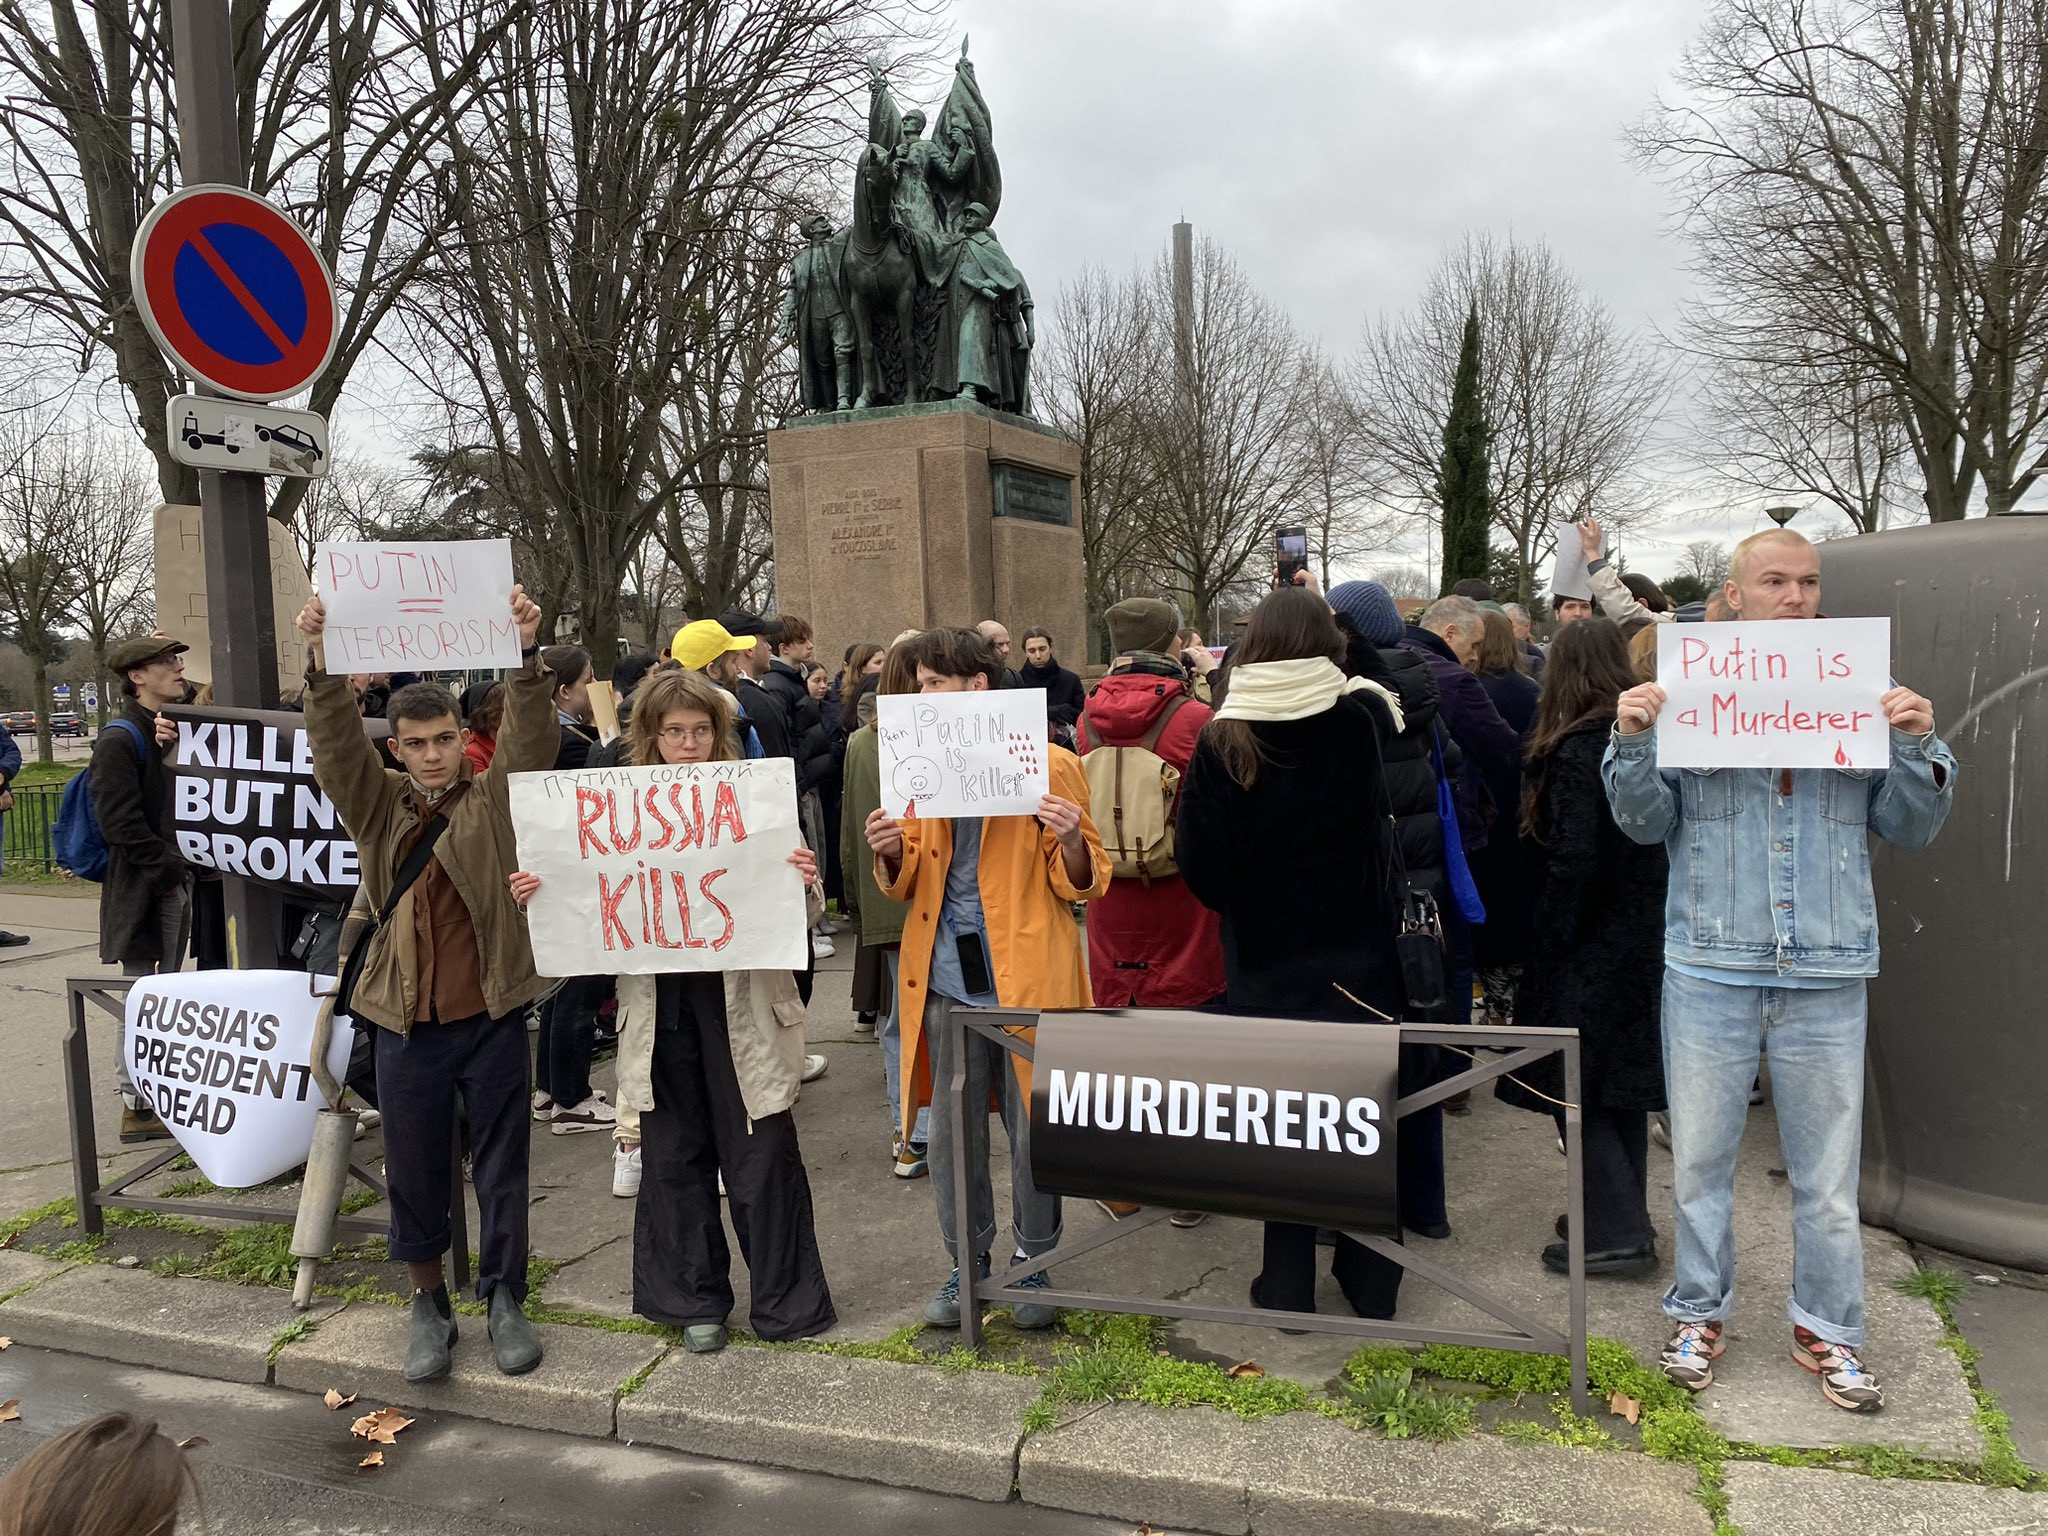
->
[1214,657,1405,733]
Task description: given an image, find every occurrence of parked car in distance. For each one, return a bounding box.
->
[1,710,34,735]
[47,712,88,738]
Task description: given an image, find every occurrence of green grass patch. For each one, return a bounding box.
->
[617,1354,664,1398]
[2,1197,77,1243]
[1024,1311,1309,1430]
[338,1186,382,1216]
[103,1207,210,1237]
[1326,1367,1474,1442]
[10,760,85,787]
[267,1314,315,1363]
[158,1177,218,1201]
[1893,1264,1967,1311]
[1887,1264,2040,1491]
[197,1223,298,1288]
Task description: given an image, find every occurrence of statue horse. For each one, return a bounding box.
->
[841,148,922,408]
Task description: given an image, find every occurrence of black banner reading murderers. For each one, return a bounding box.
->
[1029,1008,1401,1234]
[166,704,387,901]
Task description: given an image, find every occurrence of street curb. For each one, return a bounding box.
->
[272,1302,667,1439]
[0,1251,75,1303]
[1723,1462,2048,1535]
[0,1265,340,1386]
[618,1348,1039,1503]
[1020,1403,1717,1536]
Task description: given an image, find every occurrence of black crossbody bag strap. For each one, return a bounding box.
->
[1358,696,1449,1014]
[333,812,449,1018]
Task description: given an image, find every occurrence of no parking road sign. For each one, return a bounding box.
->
[131,184,338,402]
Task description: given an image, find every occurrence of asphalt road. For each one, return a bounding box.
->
[0,1344,1152,1536]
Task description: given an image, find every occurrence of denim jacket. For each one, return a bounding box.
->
[1602,728,1956,980]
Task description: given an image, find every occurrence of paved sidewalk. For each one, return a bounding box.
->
[3,888,2042,1533]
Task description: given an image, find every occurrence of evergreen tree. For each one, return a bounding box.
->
[1436,305,1493,595]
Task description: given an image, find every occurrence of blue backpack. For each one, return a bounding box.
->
[53,717,149,882]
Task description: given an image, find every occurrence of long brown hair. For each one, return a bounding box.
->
[1522,618,1637,838]
[1204,586,1345,789]
[1475,608,1527,676]
[838,642,884,732]
[0,1412,198,1536]
[863,638,920,732]
[629,668,740,766]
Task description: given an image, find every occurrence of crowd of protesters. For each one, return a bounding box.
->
[60,521,1952,1420]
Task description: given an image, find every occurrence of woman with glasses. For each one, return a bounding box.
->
[510,668,834,1352]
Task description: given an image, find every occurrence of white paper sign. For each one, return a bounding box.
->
[125,969,356,1189]
[1656,618,1892,770]
[510,761,807,976]
[314,538,520,672]
[1550,526,1600,603]
[876,688,1050,819]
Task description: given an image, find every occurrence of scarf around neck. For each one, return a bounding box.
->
[1214,656,1404,733]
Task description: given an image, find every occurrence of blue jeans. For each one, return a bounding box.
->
[878,948,930,1146]
[1661,969,1869,1345]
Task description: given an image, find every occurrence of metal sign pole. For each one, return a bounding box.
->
[169,0,281,969]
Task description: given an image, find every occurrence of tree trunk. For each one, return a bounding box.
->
[27,650,52,765]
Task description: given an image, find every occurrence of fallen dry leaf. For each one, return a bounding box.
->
[1608,1389,1642,1426]
[176,1436,209,1451]
[0,1400,20,1424]
[349,1408,414,1445]
[323,1388,357,1411]
[0,1336,11,1349]
[1129,1525,1157,1535]
[0,1230,17,1250]
[358,1451,384,1469]
[1227,1360,1265,1378]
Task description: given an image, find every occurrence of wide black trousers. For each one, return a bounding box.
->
[633,981,835,1340]
[375,1011,530,1303]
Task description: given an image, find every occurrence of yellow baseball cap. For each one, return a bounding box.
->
[671,620,756,672]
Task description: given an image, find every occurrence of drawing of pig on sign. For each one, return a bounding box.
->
[876,689,1050,819]
[314,538,523,672]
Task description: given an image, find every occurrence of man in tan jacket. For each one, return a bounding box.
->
[298,586,555,1384]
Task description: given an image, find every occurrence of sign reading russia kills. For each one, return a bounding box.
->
[1656,617,1892,771]
[509,762,807,977]
[314,538,521,672]
[876,688,1049,819]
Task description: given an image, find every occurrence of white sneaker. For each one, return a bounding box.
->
[612,1141,642,1198]
[531,1090,557,1122]
[801,1053,828,1083]
[550,1096,618,1135]
[811,932,836,959]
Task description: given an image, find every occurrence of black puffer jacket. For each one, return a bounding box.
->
[756,662,829,794]
[1340,625,1450,906]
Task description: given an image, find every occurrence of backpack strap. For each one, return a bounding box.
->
[333,811,449,1019]
[1135,694,1193,756]
[106,716,147,756]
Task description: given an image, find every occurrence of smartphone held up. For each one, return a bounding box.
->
[1274,526,1309,586]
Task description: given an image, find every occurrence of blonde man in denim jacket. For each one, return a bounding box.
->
[1603,529,1955,1413]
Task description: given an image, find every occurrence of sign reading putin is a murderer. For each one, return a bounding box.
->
[125,970,356,1188]
[1655,618,1893,772]
[1029,1009,1401,1233]
[509,761,808,977]
[314,538,521,672]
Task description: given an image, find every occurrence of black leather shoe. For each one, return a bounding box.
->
[1542,1239,1657,1277]
[0,930,30,947]
[404,1288,457,1383]
[487,1287,543,1375]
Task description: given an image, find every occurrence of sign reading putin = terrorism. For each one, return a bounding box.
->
[1654,617,1892,772]
[314,537,522,672]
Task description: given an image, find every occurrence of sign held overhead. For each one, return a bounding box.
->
[314,538,522,672]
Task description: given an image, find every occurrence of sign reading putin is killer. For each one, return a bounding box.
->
[875,688,1049,820]
[509,761,808,977]
[125,969,356,1188]
[1029,1008,1400,1233]
[1655,618,1892,771]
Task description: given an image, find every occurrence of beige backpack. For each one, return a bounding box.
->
[1077,696,1194,886]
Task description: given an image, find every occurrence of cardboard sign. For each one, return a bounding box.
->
[125,969,356,1188]
[1031,1008,1400,1233]
[509,761,807,976]
[1656,618,1892,770]
[152,504,313,694]
[314,538,520,672]
[875,688,1049,819]
[165,704,384,899]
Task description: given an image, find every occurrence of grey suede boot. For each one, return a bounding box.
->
[487,1287,543,1375]
[404,1287,457,1383]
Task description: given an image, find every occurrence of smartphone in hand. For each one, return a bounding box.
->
[1274,526,1309,586]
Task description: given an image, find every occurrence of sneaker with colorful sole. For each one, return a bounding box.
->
[1660,1320,1726,1392]
[1792,1326,1884,1412]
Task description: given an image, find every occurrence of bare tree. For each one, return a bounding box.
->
[0,0,514,517]
[1365,563,1435,601]
[1639,0,2048,520]
[1679,539,1733,592]
[1295,353,1398,585]
[1351,232,1670,601]
[60,428,154,724]
[281,447,424,571]
[0,401,82,762]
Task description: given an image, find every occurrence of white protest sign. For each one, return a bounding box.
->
[125,969,356,1189]
[1656,617,1892,770]
[876,688,1049,819]
[314,538,521,672]
[1550,523,1600,603]
[510,760,807,977]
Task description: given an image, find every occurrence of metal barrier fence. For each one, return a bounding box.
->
[62,976,469,1290]
[952,1007,1591,1415]
[2,785,65,874]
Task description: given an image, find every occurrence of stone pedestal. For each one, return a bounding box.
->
[767,400,1084,669]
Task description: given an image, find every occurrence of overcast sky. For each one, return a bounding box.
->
[936,0,1789,581]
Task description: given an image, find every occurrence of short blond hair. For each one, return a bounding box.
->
[1728,528,1816,587]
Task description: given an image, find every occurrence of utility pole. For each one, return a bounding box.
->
[170,0,282,968]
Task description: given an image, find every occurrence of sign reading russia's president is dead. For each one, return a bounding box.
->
[509,761,807,977]
[1656,617,1892,771]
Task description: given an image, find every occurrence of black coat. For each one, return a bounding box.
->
[91,701,186,965]
[554,718,599,771]
[759,660,832,794]
[1499,725,1669,1112]
[1340,628,1449,906]
[1176,693,1405,1021]
[1017,660,1087,732]
[738,675,795,766]
[1400,626,1520,854]
[1470,667,1541,969]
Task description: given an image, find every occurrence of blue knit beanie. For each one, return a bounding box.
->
[1327,581,1405,648]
